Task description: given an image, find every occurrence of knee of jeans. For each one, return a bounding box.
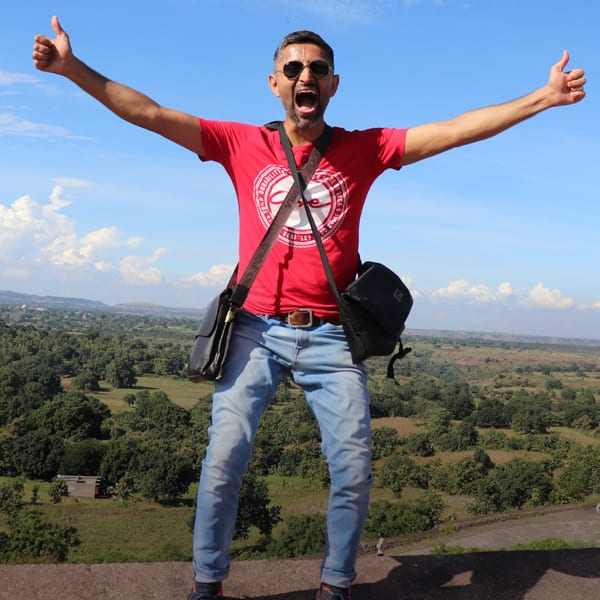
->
[330,454,372,490]
[204,424,253,470]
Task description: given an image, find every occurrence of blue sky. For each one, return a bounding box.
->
[1,0,598,339]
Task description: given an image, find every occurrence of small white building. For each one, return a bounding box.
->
[57,475,102,498]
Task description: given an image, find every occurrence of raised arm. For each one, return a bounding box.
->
[400,51,586,166]
[32,16,205,157]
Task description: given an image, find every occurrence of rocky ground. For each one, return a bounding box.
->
[2,506,600,600]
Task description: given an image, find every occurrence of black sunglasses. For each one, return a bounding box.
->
[280,60,332,80]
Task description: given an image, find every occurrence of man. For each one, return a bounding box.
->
[33,17,585,600]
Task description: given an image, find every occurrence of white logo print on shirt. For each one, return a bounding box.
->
[253,165,348,248]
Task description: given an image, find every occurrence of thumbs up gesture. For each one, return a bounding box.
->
[547,50,586,106]
[32,16,73,75]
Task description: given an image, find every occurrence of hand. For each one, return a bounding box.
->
[547,50,586,106]
[32,16,73,75]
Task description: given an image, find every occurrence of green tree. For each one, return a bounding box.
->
[474,397,509,429]
[48,478,69,504]
[437,419,478,452]
[0,479,25,515]
[266,513,326,558]
[511,405,550,434]
[564,392,599,430]
[0,509,79,563]
[234,472,282,540]
[405,432,435,457]
[134,390,191,436]
[21,392,110,441]
[99,438,140,487]
[371,427,400,459]
[0,359,62,424]
[364,491,445,538]
[72,368,100,392]
[59,439,106,475]
[469,458,553,514]
[11,431,64,479]
[133,450,195,501]
[376,451,429,497]
[153,345,185,376]
[445,457,488,495]
[105,355,137,388]
[277,440,329,488]
[369,378,405,418]
[440,382,474,420]
[423,404,451,437]
[552,445,600,502]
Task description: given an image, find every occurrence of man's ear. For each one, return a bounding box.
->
[330,73,340,97]
[268,73,281,97]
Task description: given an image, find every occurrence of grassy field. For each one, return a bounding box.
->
[63,375,214,413]
[12,337,599,563]
[38,498,194,563]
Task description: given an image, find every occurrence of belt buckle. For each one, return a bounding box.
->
[287,309,313,328]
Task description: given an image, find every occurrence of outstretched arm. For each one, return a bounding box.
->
[32,16,205,157]
[400,51,586,166]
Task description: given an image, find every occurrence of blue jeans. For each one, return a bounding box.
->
[192,310,372,588]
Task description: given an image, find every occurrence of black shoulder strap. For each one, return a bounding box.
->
[276,122,342,306]
[277,122,411,377]
[228,121,333,311]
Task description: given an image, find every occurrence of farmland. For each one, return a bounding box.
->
[1,305,600,563]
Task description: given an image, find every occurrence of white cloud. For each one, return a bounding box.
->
[574,301,600,311]
[80,226,121,259]
[0,112,77,139]
[45,234,88,266]
[39,194,123,267]
[119,248,167,285]
[521,283,575,309]
[94,261,115,272]
[48,185,71,211]
[183,263,236,288]
[431,279,515,304]
[0,70,39,86]
[126,237,144,248]
[1,189,72,259]
[52,177,92,189]
[0,186,165,284]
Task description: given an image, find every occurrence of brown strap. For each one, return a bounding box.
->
[229,122,333,308]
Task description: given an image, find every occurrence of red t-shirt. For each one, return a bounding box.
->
[199,119,407,319]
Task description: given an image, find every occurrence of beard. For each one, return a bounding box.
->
[287,106,324,129]
[286,84,326,129]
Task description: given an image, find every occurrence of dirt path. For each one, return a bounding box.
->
[1,506,599,599]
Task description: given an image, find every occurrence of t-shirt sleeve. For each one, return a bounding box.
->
[197,118,255,165]
[378,127,408,171]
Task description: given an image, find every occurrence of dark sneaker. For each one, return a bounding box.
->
[316,583,352,600]
[188,581,223,600]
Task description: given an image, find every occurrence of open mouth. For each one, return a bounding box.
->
[295,87,319,114]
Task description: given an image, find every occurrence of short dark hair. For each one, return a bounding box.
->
[273,31,335,69]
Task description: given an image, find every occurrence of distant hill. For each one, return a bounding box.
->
[408,328,600,348]
[0,290,204,319]
[0,289,110,311]
[2,289,600,347]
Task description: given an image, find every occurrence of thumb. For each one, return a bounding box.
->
[51,15,65,36]
[554,49,569,72]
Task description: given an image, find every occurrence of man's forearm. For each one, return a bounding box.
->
[403,85,558,166]
[445,86,555,146]
[64,56,161,130]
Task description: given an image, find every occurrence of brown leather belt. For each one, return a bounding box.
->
[270,309,340,327]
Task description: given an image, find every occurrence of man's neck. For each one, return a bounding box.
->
[283,119,327,146]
